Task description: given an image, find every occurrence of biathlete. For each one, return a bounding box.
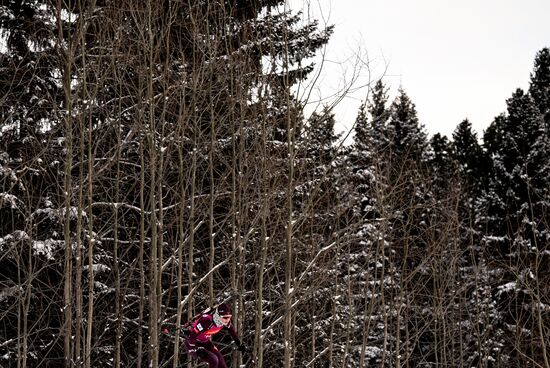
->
[183,303,247,368]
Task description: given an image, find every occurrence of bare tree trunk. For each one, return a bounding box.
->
[148,132,160,368]
[84,45,96,368]
[148,97,160,367]
[60,5,75,361]
[230,96,239,368]
[255,126,269,366]
[16,241,32,368]
[173,92,190,368]
[62,121,74,368]
[85,118,95,368]
[208,109,216,305]
[74,102,85,368]
[283,98,295,368]
[146,2,160,366]
[114,124,122,368]
[138,139,146,368]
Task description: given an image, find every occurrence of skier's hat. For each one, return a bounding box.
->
[216,303,232,316]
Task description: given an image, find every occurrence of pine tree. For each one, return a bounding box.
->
[354,79,390,153]
[353,101,370,152]
[481,89,548,254]
[452,119,487,195]
[0,1,335,366]
[350,80,392,219]
[349,80,391,218]
[348,85,444,366]
[303,107,340,164]
[429,133,456,194]
[334,80,394,366]
[369,80,391,127]
[386,87,428,163]
[0,3,70,365]
[0,0,64,176]
[528,47,550,125]
[478,84,550,366]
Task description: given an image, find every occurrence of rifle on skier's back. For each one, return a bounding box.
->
[161,301,227,338]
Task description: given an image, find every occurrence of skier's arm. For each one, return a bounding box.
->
[226,323,248,352]
[226,323,240,345]
[188,314,213,343]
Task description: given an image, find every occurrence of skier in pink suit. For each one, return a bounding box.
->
[183,303,247,368]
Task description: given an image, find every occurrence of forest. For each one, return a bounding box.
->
[0,1,549,367]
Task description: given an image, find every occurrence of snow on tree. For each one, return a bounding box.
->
[1,1,549,366]
[529,47,550,125]
[476,65,550,366]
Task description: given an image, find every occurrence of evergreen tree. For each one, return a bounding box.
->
[528,47,550,125]
[386,87,428,162]
[355,79,390,153]
[0,1,335,366]
[477,85,550,366]
[480,88,549,254]
[290,109,358,366]
[429,133,456,194]
[303,107,340,165]
[337,80,395,366]
[349,80,391,218]
[452,119,487,195]
[482,113,507,159]
[0,0,64,189]
[348,85,447,366]
[0,4,71,365]
[353,101,370,152]
[369,80,391,126]
[350,80,392,219]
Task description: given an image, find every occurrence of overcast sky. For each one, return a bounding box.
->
[288,0,550,140]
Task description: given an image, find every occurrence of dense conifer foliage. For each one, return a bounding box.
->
[529,48,550,125]
[1,1,549,366]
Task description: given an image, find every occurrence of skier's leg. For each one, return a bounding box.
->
[196,348,220,368]
[184,340,219,368]
[211,346,228,368]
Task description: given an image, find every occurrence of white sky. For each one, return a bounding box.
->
[288,0,550,140]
